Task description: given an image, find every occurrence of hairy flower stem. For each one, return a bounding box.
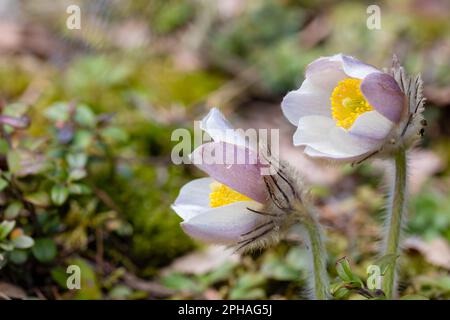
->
[298,205,329,300]
[382,149,407,299]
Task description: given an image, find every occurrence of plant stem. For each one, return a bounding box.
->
[301,210,329,300]
[382,149,407,299]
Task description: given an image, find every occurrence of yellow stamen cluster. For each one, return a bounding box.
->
[330,78,374,129]
[209,181,251,208]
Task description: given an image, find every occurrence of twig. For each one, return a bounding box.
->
[94,187,122,214]
[122,273,175,298]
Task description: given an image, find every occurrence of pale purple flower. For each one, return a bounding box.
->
[281,54,423,163]
[172,108,302,251]
[172,109,270,247]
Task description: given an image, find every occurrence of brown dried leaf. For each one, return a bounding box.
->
[404,237,450,269]
[409,150,443,194]
[161,246,239,275]
[0,282,26,299]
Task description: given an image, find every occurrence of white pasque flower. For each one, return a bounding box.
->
[172,108,301,251]
[282,54,425,163]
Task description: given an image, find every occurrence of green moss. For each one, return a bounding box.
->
[0,59,31,98]
[151,0,195,34]
[62,54,225,114]
[88,120,197,275]
[99,163,195,276]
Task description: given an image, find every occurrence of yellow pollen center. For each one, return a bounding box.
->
[330,78,374,129]
[209,181,251,208]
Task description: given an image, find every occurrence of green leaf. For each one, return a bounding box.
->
[3,102,29,118]
[6,149,22,174]
[75,104,96,128]
[109,285,133,299]
[335,257,364,288]
[68,168,87,181]
[0,139,9,153]
[347,280,363,289]
[68,183,91,195]
[51,184,69,206]
[6,149,49,176]
[152,0,194,34]
[0,177,8,191]
[333,286,351,299]
[12,235,34,249]
[229,288,265,300]
[374,254,399,275]
[51,267,68,288]
[161,273,201,292]
[99,127,129,143]
[66,153,88,168]
[73,130,93,149]
[261,253,299,281]
[200,262,236,286]
[44,102,69,122]
[24,191,50,207]
[31,238,57,263]
[0,242,15,251]
[229,274,267,299]
[336,257,354,282]
[10,250,28,264]
[5,201,23,219]
[0,220,16,240]
[68,258,102,299]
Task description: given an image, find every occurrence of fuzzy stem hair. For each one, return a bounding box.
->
[382,148,407,299]
[297,203,329,300]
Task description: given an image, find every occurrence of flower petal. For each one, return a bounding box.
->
[305,55,347,92]
[349,111,394,140]
[190,142,268,203]
[340,55,380,79]
[281,54,380,127]
[181,201,268,245]
[303,145,371,161]
[200,108,247,147]
[172,177,214,221]
[360,72,406,123]
[303,146,330,158]
[293,115,379,159]
[281,79,333,125]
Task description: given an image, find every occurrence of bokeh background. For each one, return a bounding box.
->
[0,0,449,299]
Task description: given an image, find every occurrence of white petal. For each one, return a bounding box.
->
[281,79,332,126]
[181,201,268,245]
[172,177,214,221]
[293,115,379,158]
[200,108,247,147]
[303,146,329,158]
[339,55,380,79]
[303,146,369,161]
[305,55,347,92]
[349,111,394,140]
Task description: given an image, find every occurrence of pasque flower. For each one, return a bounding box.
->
[172,108,304,252]
[172,108,330,299]
[281,54,425,163]
[282,54,425,299]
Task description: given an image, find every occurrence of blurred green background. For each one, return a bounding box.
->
[0,0,449,299]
